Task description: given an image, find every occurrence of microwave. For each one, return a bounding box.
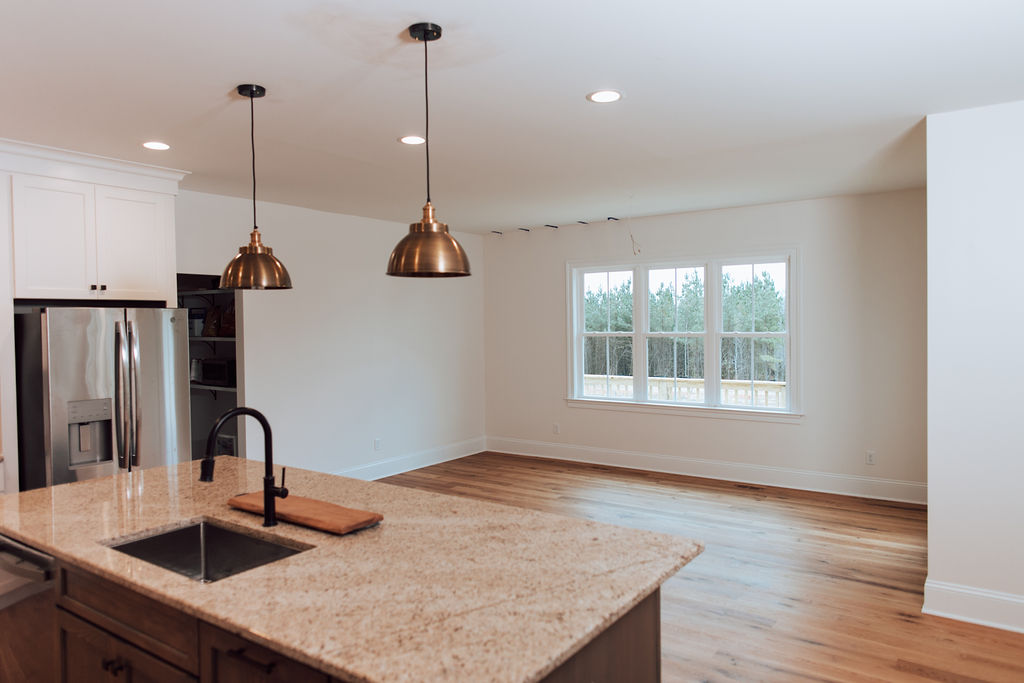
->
[199,359,236,387]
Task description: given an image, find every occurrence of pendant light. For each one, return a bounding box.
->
[220,84,293,290]
[387,23,471,277]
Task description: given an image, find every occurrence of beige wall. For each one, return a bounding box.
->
[176,191,486,478]
[484,190,927,501]
[925,101,1024,633]
[0,173,13,491]
[5,185,926,499]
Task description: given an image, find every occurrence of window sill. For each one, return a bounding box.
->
[566,398,804,424]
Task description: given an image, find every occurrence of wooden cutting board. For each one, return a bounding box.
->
[228,493,383,535]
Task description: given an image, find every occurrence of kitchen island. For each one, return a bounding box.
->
[0,457,702,682]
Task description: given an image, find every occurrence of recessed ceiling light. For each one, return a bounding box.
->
[400,135,425,145]
[586,90,622,103]
[143,141,170,150]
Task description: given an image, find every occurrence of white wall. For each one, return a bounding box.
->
[176,191,486,478]
[925,101,1024,633]
[484,190,927,502]
[0,172,14,491]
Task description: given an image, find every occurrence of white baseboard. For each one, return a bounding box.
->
[336,436,487,481]
[486,436,927,504]
[924,579,1024,634]
[332,434,927,502]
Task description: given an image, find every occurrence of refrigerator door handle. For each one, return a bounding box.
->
[128,320,142,468]
[114,321,130,469]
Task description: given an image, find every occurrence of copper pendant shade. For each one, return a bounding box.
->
[387,23,471,278]
[220,84,292,290]
[221,228,292,289]
[387,202,470,277]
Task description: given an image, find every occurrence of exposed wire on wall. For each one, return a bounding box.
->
[486,215,627,236]
[622,211,638,254]
[627,198,641,256]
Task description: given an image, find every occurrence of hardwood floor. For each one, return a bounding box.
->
[382,452,1024,682]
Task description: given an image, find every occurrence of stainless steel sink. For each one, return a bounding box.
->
[109,520,310,582]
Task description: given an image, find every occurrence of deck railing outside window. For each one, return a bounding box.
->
[583,375,787,408]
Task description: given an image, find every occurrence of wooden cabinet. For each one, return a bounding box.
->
[59,566,200,674]
[11,174,175,303]
[53,563,654,683]
[200,623,331,683]
[58,610,196,683]
[57,565,331,683]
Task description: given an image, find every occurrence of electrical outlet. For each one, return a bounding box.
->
[865,450,876,465]
[553,423,560,435]
[374,438,382,451]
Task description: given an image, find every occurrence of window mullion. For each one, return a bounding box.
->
[707,261,721,408]
[786,253,794,409]
[573,269,582,398]
[577,270,585,397]
[634,266,647,402]
[672,269,679,402]
[601,336,608,396]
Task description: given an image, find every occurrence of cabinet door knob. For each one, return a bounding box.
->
[90,284,98,290]
[101,657,125,675]
[100,284,107,291]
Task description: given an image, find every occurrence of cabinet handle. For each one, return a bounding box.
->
[90,284,98,291]
[101,657,125,675]
[227,647,277,674]
[100,284,107,291]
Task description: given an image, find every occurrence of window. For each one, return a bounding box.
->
[582,270,634,398]
[719,262,788,409]
[647,266,705,404]
[569,255,796,414]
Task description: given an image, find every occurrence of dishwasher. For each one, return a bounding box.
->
[0,533,56,682]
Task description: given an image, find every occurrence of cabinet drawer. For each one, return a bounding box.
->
[58,566,199,674]
[200,622,331,683]
[59,609,196,683]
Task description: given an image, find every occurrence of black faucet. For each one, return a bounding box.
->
[200,407,288,527]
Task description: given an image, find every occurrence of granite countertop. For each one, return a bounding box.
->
[0,457,703,682]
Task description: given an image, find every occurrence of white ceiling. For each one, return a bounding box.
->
[3,1,1023,234]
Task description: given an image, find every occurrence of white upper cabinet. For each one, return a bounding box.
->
[12,176,175,302]
[94,185,175,301]
[11,174,98,300]
[3,140,186,304]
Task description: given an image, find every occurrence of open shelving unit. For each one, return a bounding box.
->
[188,383,238,393]
[177,274,244,458]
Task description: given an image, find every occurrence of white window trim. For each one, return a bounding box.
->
[566,249,803,419]
[566,397,804,423]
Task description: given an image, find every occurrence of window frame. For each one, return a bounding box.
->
[567,250,802,421]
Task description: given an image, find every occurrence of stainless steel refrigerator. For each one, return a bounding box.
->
[14,307,192,490]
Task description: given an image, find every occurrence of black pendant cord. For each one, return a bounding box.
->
[250,93,258,230]
[424,37,431,204]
